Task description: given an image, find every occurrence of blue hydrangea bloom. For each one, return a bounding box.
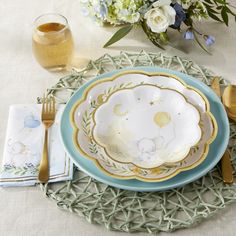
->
[99,1,108,19]
[172,3,186,29]
[205,35,215,46]
[183,31,194,40]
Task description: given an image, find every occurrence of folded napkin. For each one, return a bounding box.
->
[0,104,73,187]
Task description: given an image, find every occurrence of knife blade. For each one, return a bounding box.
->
[211,77,233,184]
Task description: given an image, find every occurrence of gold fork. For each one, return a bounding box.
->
[38,95,56,183]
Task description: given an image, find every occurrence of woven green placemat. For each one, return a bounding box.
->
[40,51,236,234]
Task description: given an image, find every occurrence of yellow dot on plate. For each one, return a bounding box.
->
[153,112,171,128]
[113,104,128,116]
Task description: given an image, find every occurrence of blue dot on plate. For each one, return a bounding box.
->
[24,115,41,128]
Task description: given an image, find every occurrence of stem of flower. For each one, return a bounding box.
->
[192,26,203,36]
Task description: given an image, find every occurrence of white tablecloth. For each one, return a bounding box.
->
[1,0,236,235]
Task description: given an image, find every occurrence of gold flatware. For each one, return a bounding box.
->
[222,85,236,109]
[222,85,236,121]
[38,95,56,183]
[224,107,236,123]
[211,77,233,184]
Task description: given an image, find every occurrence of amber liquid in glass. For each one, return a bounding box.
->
[32,23,74,71]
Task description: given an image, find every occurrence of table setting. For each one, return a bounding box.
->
[1,0,236,235]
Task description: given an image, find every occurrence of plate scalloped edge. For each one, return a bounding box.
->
[60,66,229,191]
[69,70,218,182]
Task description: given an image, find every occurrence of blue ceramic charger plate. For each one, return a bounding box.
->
[60,66,230,192]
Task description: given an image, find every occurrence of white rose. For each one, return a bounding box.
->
[153,0,173,7]
[144,0,176,33]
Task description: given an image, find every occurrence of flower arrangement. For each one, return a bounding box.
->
[81,0,236,53]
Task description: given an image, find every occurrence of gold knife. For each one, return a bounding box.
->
[211,77,233,184]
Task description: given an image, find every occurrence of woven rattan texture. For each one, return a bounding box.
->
[40,51,236,233]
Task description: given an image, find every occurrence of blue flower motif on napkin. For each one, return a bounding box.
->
[24,115,41,128]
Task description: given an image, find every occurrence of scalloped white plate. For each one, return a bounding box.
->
[93,84,201,168]
[70,70,217,182]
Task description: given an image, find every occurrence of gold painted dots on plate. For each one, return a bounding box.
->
[149,99,159,106]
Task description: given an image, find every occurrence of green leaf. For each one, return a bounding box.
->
[221,7,229,26]
[103,25,133,48]
[141,21,165,50]
[208,11,223,22]
[214,0,226,4]
[204,0,213,4]
[150,38,165,49]
[225,6,236,17]
[216,6,223,10]
[193,31,211,55]
[159,32,169,44]
[204,4,219,14]
[207,7,219,14]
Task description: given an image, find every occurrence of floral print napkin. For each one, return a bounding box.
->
[0,104,73,187]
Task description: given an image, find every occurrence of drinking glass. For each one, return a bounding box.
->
[32,13,74,71]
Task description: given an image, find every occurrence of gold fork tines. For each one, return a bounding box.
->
[38,95,56,183]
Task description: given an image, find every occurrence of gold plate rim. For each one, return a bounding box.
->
[69,70,218,182]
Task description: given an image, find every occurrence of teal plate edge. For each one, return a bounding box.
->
[60,66,230,192]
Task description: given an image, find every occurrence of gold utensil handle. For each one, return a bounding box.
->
[221,149,234,184]
[211,77,234,184]
[38,128,49,183]
[211,77,221,98]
